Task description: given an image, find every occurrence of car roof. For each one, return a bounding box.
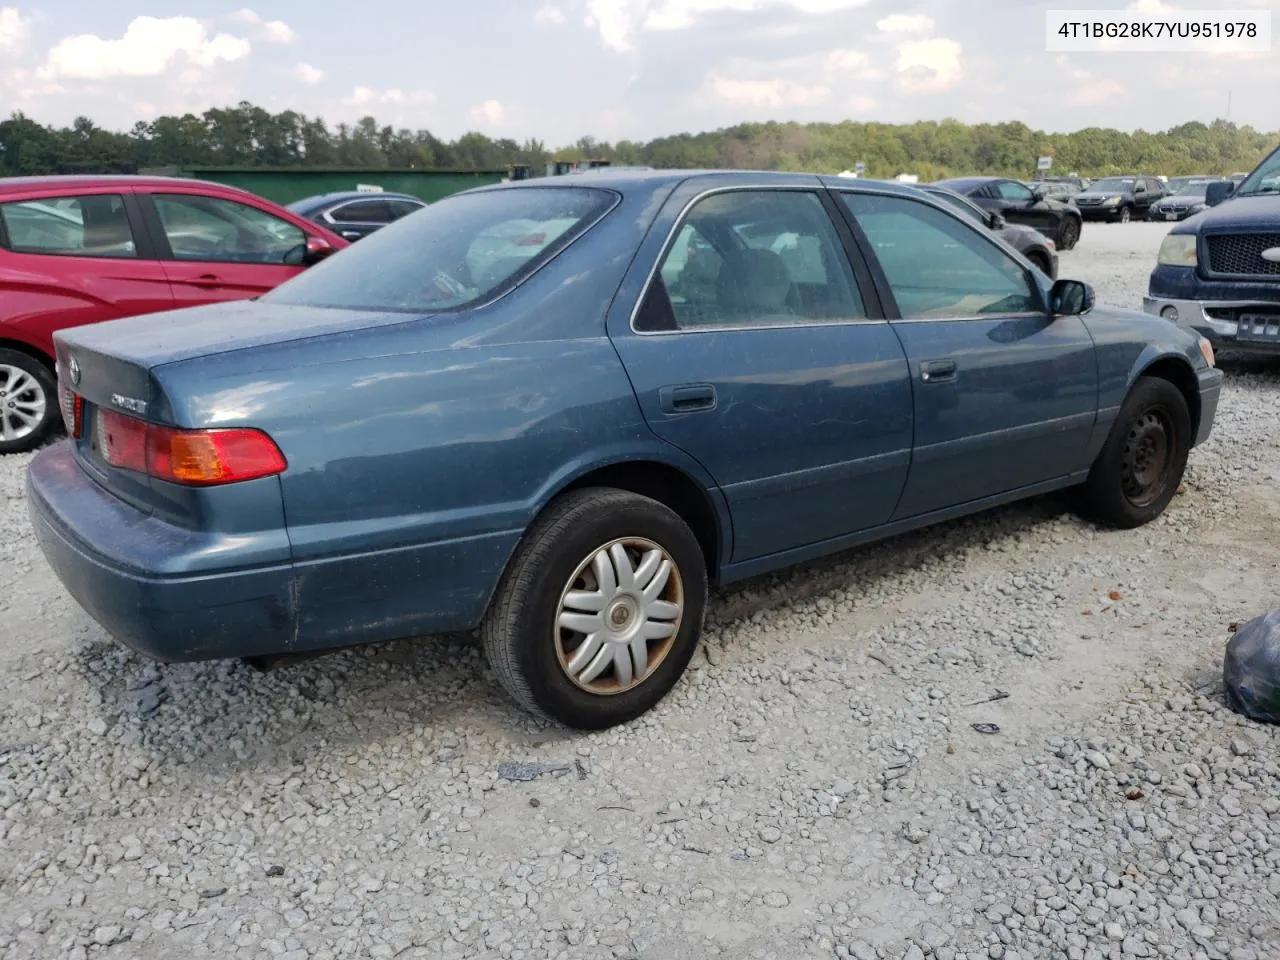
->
[0,174,271,200]
[932,176,1002,189]
[478,168,940,202]
[288,191,425,213]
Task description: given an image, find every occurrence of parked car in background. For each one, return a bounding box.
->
[1147,181,1217,222]
[1031,180,1082,205]
[921,184,1058,277]
[1166,175,1215,194]
[288,191,427,241]
[1146,143,1280,353]
[1072,175,1166,223]
[0,176,346,453]
[31,171,1221,729]
[932,176,1082,250]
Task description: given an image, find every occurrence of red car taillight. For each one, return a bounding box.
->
[58,383,84,439]
[96,409,287,486]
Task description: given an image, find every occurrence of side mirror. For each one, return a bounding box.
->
[1031,184,1048,200]
[302,236,336,266]
[1133,184,1146,195]
[1050,278,1094,317]
[989,212,1006,230]
[1205,180,1234,207]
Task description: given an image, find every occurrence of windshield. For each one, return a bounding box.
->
[1235,145,1280,197]
[1175,183,1209,198]
[1092,178,1135,192]
[265,186,615,313]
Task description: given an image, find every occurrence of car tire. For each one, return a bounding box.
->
[1027,251,1052,275]
[483,487,708,729]
[1076,376,1191,530]
[1057,217,1080,251]
[1118,205,1132,224]
[0,349,59,455]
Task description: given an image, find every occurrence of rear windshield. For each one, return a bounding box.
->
[266,186,615,313]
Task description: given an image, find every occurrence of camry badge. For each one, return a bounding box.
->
[68,356,81,387]
[1262,247,1280,263]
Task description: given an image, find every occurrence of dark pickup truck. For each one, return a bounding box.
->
[1145,144,1280,353]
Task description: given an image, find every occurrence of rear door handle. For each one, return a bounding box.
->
[920,359,958,383]
[659,383,717,413]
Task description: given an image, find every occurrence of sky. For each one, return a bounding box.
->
[0,0,1276,145]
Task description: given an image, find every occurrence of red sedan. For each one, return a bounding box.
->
[0,176,347,453]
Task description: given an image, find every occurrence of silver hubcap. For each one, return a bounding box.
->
[555,537,684,696]
[0,364,46,443]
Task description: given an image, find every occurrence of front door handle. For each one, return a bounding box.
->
[920,359,958,384]
[659,383,717,413]
[190,273,221,287]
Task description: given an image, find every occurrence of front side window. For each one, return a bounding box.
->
[995,181,1034,202]
[928,191,986,224]
[0,194,137,258]
[1237,145,1280,196]
[639,190,865,331]
[840,193,1039,319]
[266,186,614,313]
[152,194,307,265]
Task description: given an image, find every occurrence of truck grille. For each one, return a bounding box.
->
[1205,233,1280,277]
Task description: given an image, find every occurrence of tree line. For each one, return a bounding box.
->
[1,102,1274,180]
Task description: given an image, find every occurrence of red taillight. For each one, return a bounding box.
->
[58,383,84,439]
[96,409,286,486]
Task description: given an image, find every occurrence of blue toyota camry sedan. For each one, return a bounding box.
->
[28,170,1223,729]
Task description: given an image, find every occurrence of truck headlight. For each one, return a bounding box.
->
[1157,234,1197,267]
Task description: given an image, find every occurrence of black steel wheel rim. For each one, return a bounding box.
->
[1120,406,1173,508]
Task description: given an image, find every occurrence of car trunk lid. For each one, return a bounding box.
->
[53,299,427,516]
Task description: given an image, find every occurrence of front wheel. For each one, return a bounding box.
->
[1117,205,1132,224]
[1076,376,1191,529]
[1057,217,1080,251]
[0,350,58,455]
[483,488,708,729]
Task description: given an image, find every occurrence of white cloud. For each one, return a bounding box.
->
[39,17,252,80]
[0,6,30,51]
[342,85,437,107]
[848,94,877,112]
[291,62,324,86]
[588,0,871,52]
[710,74,830,107]
[470,99,506,125]
[229,9,297,44]
[876,13,934,34]
[825,49,882,79]
[894,37,962,91]
[535,3,566,24]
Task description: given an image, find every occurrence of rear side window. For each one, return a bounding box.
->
[387,199,426,219]
[0,195,137,258]
[266,186,615,313]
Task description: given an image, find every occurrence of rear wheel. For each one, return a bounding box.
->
[0,350,58,455]
[1076,376,1190,529]
[1057,217,1080,251]
[483,488,708,729]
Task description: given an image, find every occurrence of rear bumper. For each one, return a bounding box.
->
[27,444,297,661]
[1143,296,1280,355]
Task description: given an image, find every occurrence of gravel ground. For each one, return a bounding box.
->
[2,221,1279,960]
